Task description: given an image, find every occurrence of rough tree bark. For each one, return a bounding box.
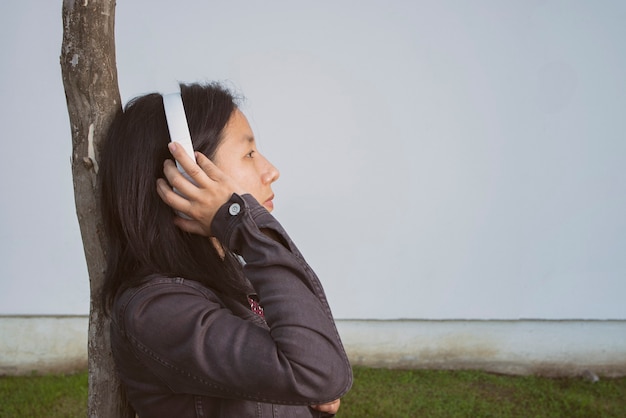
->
[60,0,134,416]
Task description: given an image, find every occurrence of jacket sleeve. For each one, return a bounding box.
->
[121,194,352,405]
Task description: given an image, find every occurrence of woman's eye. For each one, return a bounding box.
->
[246,150,255,158]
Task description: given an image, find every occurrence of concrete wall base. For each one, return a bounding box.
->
[2,316,625,377]
[338,320,626,377]
[0,316,88,376]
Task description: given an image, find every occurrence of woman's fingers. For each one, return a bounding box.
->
[194,150,222,181]
[168,142,228,188]
[165,142,231,193]
[158,142,242,235]
[156,178,213,236]
[310,399,341,414]
[156,178,192,214]
[167,142,205,183]
[195,150,245,196]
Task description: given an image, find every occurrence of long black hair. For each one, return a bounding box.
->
[99,82,249,311]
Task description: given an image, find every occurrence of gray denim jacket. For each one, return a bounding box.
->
[111,194,352,417]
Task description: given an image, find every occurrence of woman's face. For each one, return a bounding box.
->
[212,109,280,212]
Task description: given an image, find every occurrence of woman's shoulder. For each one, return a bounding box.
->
[113,275,223,322]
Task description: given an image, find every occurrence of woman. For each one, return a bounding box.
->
[99,82,352,417]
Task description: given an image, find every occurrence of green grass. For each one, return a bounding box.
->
[0,371,87,417]
[1,367,625,417]
[341,367,626,417]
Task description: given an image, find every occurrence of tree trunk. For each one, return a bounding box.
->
[60,0,134,416]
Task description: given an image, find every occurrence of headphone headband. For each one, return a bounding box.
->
[162,92,196,163]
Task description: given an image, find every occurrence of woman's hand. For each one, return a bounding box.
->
[156,142,243,236]
[310,399,341,415]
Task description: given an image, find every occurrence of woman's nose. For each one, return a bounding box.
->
[262,157,280,185]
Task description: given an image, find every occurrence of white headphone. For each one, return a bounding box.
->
[162,91,196,219]
[162,91,196,173]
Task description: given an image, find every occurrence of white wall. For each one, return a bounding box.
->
[0,1,624,320]
[339,320,626,377]
[3,316,625,377]
[0,316,88,375]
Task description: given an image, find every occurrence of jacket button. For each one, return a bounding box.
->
[228,203,241,216]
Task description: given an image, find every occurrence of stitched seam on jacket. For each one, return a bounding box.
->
[125,289,319,407]
[128,334,316,404]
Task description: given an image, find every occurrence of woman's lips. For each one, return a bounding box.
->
[264,195,274,211]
